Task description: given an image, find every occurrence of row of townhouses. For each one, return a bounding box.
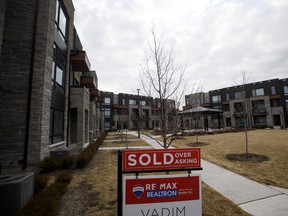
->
[0,0,104,174]
[0,0,287,176]
[183,78,288,130]
[100,91,176,131]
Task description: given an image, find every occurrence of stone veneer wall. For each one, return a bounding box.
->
[0,0,38,171]
[0,0,75,173]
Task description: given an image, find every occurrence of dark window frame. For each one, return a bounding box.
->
[49,108,64,144]
[55,0,68,43]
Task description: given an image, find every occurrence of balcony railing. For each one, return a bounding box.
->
[81,71,97,89]
[70,50,91,72]
[252,108,267,115]
[112,104,129,109]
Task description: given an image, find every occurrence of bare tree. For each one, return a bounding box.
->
[233,70,253,159]
[140,28,186,148]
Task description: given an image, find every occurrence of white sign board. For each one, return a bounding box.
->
[123,174,201,216]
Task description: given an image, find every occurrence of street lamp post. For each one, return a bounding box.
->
[137,89,140,138]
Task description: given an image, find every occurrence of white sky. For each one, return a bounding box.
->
[73,0,288,95]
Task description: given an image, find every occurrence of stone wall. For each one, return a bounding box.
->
[0,0,37,172]
[0,0,76,173]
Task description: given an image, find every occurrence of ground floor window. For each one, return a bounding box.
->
[104,121,110,130]
[253,116,267,128]
[49,109,64,144]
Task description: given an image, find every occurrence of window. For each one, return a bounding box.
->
[129,99,136,105]
[140,101,146,106]
[254,116,267,127]
[185,97,190,105]
[286,100,288,111]
[122,99,125,105]
[104,122,111,130]
[204,93,210,103]
[104,108,111,117]
[104,97,111,105]
[212,95,221,103]
[235,91,245,99]
[271,99,279,107]
[55,66,63,85]
[55,0,67,42]
[252,88,264,97]
[49,109,64,144]
[113,98,118,104]
[271,86,276,95]
[252,100,266,113]
[225,93,229,101]
[52,43,66,90]
[284,86,288,96]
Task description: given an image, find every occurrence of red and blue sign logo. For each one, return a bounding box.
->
[133,185,144,198]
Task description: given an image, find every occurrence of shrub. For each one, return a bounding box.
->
[55,172,73,185]
[39,157,58,173]
[34,175,50,194]
[62,155,75,169]
[19,172,73,216]
[76,132,107,169]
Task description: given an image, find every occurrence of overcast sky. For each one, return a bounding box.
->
[73,0,288,95]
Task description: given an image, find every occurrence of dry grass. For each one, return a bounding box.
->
[101,132,150,147]
[202,183,251,216]
[59,132,252,216]
[172,129,288,188]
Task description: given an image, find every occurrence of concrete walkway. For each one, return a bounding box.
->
[128,132,288,216]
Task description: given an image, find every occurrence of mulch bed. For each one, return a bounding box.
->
[226,153,270,162]
[186,142,210,147]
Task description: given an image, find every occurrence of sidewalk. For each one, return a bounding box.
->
[131,132,288,216]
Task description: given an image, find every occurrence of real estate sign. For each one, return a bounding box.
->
[123,174,201,216]
[122,148,201,171]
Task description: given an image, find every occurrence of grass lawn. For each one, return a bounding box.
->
[171,129,288,189]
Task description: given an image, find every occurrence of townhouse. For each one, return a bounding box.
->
[184,78,288,130]
[100,91,176,131]
[0,0,103,174]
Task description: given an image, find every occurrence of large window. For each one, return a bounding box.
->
[252,88,264,97]
[235,91,245,99]
[271,86,276,95]
[104,97,111,105]
[284,86,288,96]
[55,0,67,42]
[212,95,221,103]
[254,116,267,127]
[49,109,64,144]
[129,99,136,105]
[252,100,266,113]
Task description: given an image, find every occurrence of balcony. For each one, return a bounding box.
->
[252,108,267,115]
[270,94,281,100]
[70,50,91,72]
[81,71,97,89]
[89,88,99,98]
[112,104,129,109]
